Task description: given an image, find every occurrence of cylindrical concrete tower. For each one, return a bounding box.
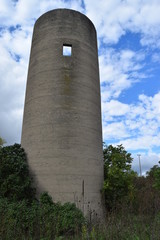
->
[21,9,103,218]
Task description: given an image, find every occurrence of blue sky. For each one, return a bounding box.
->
[0,0,160,174]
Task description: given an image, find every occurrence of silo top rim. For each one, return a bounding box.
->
[35,8,97,32]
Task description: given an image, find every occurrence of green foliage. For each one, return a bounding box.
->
[132,176,160,216]
[103,144,137,209]
[0,193,85,240]
[38,192,85,238]
[40,191,53,205]
[147,164,160,190]
[0,143,35,202]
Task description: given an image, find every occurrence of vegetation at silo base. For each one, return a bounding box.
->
[0,143,35,203]
[0,143,85,239]
[0,139,160,239]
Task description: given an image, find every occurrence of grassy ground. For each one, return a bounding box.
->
[63,207,160,240]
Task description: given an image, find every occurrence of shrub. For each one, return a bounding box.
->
[0,144,35,202]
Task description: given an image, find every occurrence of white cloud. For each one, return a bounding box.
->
[85,0,160,48]
[103,92,160,154]
[102,100,130,116]
[100,48,145,101]
[152,53,160,63]
[103,122,130,140]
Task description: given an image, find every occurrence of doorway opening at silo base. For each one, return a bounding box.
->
[63,44,72,56]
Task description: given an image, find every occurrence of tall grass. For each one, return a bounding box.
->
[70,207,160,240]
[70,176,160,240]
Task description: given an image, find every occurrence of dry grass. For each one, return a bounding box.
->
[70,176,160,240]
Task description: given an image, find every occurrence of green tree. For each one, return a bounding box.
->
[0,143,35,202]
[147,163,160,191]
[103,144,136,210]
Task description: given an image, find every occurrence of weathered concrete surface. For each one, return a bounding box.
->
[21,9,104,219]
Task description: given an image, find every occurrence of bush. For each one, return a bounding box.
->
[0,193,85,239]
[0,144,35,202]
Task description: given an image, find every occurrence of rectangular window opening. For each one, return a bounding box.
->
[63,44,72,56]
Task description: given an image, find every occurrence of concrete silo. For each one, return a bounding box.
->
[21,9,104,218]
